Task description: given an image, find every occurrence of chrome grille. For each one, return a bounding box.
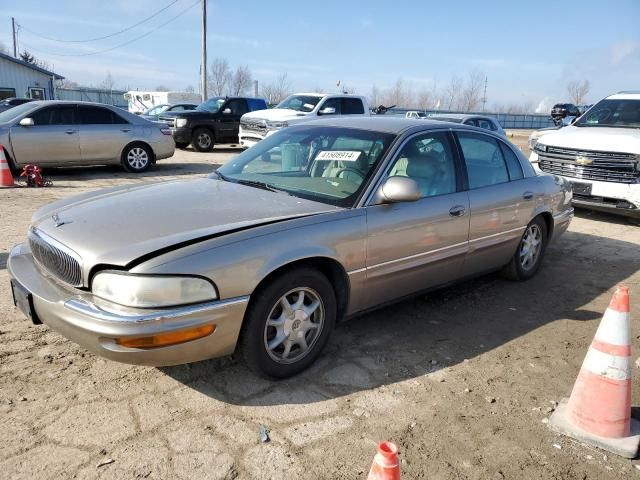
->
[240,119,267,135]
[28,229,83,287]
[158,117,176,128]
[537,145,639,184]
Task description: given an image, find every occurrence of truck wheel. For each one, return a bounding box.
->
[239,267,337,379]
[192,128,214,152]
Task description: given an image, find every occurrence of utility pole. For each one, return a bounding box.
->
[253,80,259,97]
[482,76,488,112]
[200,0,207,102]
[12,17,18,58]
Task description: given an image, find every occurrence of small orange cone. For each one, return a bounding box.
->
[367,441,400,480]
[0,145,15,187]
[548,285,640,458]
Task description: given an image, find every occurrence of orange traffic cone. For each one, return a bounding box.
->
[548,285,640,458]
[367,441,400,480]
[0,145,14,187]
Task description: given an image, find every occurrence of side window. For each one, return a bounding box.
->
[78,107,126,125]
[341,98,364,114]
[477,119,495,131]
[387,132,457,198]
[499,142,524,180]
[464,119,478,127]
[30,107,56,125]
[320,98,341,115]
[170,105,186,112]
[226,99,248,116]
[457,132,509,189]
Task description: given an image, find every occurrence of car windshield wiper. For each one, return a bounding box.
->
[236,179,290,194]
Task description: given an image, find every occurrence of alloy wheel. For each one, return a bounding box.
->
[520,224,542,271]
[127,147,149,170]
[197,132,212,150]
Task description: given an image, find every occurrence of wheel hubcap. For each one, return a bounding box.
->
[264,287,324,364]
[127,147,148,169]
[520,224,542,270]
[197,133,211,149]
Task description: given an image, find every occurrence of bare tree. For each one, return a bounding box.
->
[209,58,232,96]
[444,76,462,110]
[381,78,413,107]
[56,79,79,89]
[567,80,590,105]
[99,72,116,91]
[185,85,195,93]
[154,85,171,92]
[459,70,485,112]
[231,65,252,96]
[0,41,8,54]
[368,85,379,108]
[261,73,291,105]
[416,89,432,110]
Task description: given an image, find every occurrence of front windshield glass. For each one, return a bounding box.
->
[216,126,396,207]
[144,105,169,116]
[196,97,226,113]
[0,102,38,124]
[574,99,640,128]
[276,95,322,113]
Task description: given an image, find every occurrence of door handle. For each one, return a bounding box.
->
[449,205,466,217]
[64,129,76,135]
[523,191,534,201]
[120,128,131,133]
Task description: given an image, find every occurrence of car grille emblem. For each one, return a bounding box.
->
[52,213,71,228]
[575,156,593,166]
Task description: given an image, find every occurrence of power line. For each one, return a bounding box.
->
[17,1,179,43]
[20,0,199,57]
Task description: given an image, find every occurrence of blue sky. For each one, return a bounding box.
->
[1,0,639,109]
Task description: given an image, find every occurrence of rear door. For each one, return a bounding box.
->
[455,130,540,276]
[364,131,469,306]
[77,106,132,164]
[219,99,248,141]
[9,105,80,165]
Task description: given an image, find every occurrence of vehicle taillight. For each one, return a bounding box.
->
[160,128,172,135]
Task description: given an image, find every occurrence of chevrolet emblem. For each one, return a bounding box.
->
[575,156,593,166]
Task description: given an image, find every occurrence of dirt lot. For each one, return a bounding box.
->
[1,140,639,479]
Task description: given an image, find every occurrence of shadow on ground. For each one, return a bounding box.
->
[0,252,7,270]
[37,162,221,182]
[161,229,640,405]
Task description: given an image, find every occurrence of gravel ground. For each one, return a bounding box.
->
[1,140,639,479]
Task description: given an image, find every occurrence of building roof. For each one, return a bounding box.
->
[0,51,65,80]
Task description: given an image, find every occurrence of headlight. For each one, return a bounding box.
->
[92,272,217,308]
[528,134,539,150]
[176,118,188,128]
[266,121,288,130]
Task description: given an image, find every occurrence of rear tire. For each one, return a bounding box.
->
[191,128,215,152]
[239,267,337,379]
[121,143,152,173]
[502,216,548,281]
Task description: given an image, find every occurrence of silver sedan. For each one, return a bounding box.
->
[8,117,573,378]
[0,100,175,173]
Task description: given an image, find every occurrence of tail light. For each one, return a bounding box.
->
[160,128,172,136]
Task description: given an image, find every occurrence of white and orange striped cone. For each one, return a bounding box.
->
[548,285,639,458]
[367,441,400,480]
[0,145,15,187]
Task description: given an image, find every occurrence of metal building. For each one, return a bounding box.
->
[0,51,64,101]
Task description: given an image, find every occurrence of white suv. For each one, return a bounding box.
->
[239,93,369,148]
[529,91,640,219]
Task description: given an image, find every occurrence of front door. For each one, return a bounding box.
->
[455,131,540,276]
[364,131,470,307]
[219,99,248,142]
[10,105,80,165]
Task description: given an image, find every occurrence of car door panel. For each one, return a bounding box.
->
[9,105,80,165]
[77,106,132,164]
[219,99,247,141]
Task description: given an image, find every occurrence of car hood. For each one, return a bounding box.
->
[159,110,212,119]
[537,125,640,154]
[242,108,311,123]
[31,178,340,274]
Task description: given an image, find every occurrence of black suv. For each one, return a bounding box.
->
[550,103,580,125]
[159,96,267,151]
[0,97,35,113]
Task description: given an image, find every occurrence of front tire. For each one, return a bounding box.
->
[121,143,152,173]
[503,216,548,281]
[239,267,337,378]
[191,128,215,152]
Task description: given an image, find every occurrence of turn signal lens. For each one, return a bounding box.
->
[116,324,215,349]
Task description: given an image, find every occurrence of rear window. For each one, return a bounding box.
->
[342,98,364,114]
[247,98,268,111]
[78,107,127,125]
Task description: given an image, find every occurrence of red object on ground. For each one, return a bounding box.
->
[367,441,400,480]
[0,145,14,187]
[20,164,50,187]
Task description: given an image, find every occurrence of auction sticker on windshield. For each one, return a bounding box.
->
[316,151,362,161]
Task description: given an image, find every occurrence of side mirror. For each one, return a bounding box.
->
[19,118,34,127]
[134,112,142,115]
[377,177,421,204]
[318,107,336,115]
[222,108,232,114]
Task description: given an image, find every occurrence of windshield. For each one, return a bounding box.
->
[216,126,396,207]
[0,102,38,124]
[196,97,226,113]
[144,105,169,116]
[276,95,322,113]
[574,99,640,128]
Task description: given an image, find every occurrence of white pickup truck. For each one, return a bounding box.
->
[529,91,640,219]
[239,93,369,148]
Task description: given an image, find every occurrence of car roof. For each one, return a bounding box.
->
[21,100,121,108]
[607,92,640,100]
[428,113,497,122]
[296,116,470,134]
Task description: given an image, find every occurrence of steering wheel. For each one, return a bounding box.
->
[333,167,365,181]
